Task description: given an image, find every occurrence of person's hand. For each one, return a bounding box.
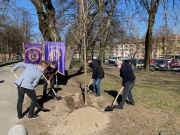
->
[122,86,124,88]
[47,80,50,85]
[11,70,14,74]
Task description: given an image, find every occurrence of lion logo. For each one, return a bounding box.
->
[49,50,61,61]
[28,52,39,62]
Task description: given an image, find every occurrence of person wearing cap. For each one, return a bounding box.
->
[40,60,58,99]
[115,59,136,109]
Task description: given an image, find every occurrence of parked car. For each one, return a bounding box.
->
[104,58,109,63]
[150,59,168,71]
[150,59,155,64]
[169,59,180,68]
[108,56,121,64]
[165,59,172,64]
[128,59,137,68]
[136,59,144,68]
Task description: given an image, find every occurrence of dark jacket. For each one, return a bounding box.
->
[89,59,104,79]
[120,62,136,86]
[40,60,58,81]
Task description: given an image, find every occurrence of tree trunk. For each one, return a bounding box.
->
[98,0,117,63]
[30,0,61,41]
[144,0,160,71]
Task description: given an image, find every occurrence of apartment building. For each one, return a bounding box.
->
[112,34,180,59]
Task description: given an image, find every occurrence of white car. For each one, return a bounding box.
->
[104,58,109,63]
[108,56,121,64]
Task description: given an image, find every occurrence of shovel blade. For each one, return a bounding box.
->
[55,96,62,100]
[104,106,114,111]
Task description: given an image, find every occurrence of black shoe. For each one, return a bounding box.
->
[28,115,39,120]
[95,94,100,97]
[126,101,135,106]
[18,114,26,120]
[115,105,123,109]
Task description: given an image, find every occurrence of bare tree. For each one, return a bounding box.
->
[98,0,117,63]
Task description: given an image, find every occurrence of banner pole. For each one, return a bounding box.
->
[55,35,59,88]
[22,42,24,62]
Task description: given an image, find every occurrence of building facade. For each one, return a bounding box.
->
[112,35,180,59]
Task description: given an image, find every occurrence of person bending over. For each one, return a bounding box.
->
[40,60,58,99]
[11,62,47,120]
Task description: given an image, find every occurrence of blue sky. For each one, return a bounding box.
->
[15,0,40,33]
[4,0,180,42]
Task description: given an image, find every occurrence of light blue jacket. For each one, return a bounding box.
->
[12,63,43,90]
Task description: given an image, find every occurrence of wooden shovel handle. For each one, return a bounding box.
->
[14,73,18,79]
[87,79,93,88]
[112,87,124,106]
[42,74,57,96]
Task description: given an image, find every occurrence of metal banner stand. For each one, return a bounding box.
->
[55,36,59,88]
[56,73,58,88]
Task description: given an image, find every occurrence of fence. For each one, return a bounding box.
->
[0,53,22,63]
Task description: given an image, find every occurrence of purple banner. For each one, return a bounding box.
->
[24,43,42,64]
[45,42,65,75]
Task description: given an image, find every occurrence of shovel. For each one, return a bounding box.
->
[87,79,93,93]
[104,87,124,111]
[43,75,62,100]
[12,73,50,111]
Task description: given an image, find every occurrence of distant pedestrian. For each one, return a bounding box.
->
[11,62,47,120]
[115,59,136,109]
[88,59,104,97]
[40,60,58,99]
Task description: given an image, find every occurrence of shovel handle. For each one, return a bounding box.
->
[87,79,93,88]
[112,87,124,106]
[14,73,18,79]
[42,74,57,96]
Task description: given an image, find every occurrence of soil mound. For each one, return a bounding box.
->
[53,107,109,135]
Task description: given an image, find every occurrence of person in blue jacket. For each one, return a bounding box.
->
[11,62,47,120]
[115,59,136,109]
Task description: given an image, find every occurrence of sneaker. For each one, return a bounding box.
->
[18,114,26,120]
[28,115,39,120]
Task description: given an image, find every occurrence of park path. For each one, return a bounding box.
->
[0,63,22,135]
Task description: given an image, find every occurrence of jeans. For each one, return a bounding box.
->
[43,74,55,98]
[119,80,135,108]
[93,79,101,95]
[17,85,37,117]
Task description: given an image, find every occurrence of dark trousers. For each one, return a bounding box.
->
[43,74,55,98]
[119,80,135,108]
[17,85,37,117]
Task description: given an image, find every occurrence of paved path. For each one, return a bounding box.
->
[0,63,22,135]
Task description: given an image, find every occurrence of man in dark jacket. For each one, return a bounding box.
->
[115,59,136,109]
[40,60,58,99]
[88,59,104,96]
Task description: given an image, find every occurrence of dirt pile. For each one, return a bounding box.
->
[53,107,109,135]
[19,93,110,135]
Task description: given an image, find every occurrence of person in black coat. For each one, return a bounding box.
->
[115,59,136,109]
[88,59,104,96]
